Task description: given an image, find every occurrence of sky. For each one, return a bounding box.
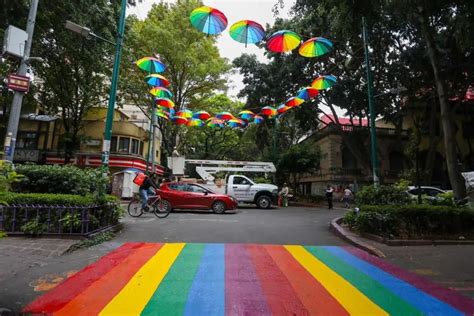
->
[128,0,295,98]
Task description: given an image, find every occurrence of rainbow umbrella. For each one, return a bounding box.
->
[207,118,225,128]
[193,110,211,121]
[187,118,204,127]
[238,110,255,121]
[297,87,319,101]
[261,106,277,117]
[299,37,333,58]
[189,6,228,35]
[176,110,193,119]
[172,116,188,125]
[266,30,301,53]
[216,111,235,121]
[145,74,170,87]
[227,119,245,128]
[156,111,170,120]
[229,20,265,47]
[253,115,264,124]
[277,104,291,114]
[136,57,166,73]
[155,98,175,109]
[285,97,305,107]
[150,87,173,99]
[311,75,337,90]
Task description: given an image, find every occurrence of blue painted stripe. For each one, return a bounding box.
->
[324,246,464,316]
[184,244,225,316]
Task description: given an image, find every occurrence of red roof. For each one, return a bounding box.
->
[320,114,368,127]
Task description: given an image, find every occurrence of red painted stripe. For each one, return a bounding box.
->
[55,243,163,315]
[346,247,474,315]
[264,245,349,316]
[247,245,308,315]
[22,243,144,314]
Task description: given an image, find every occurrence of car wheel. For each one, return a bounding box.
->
[212,201,226,214]
[256,195,271,209]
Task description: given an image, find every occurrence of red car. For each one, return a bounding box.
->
[157,182,238,214]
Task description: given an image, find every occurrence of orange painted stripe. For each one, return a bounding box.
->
[55,243,163,316]
[264,245,349,316]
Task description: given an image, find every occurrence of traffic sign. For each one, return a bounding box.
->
[7,73,30,92]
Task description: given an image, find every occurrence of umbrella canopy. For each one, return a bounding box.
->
[311,74,337,90]
[216,111,235,121]
[155,98,175,109]
[172,116,188,125]
[149,87,173,99]
[229,20,265,47]
[190,6,228,35]
[266,30,301,53]
[145,74,170,87]
[193,110,211,121]
[299,37,333,58]
[156,110,170,120]
[253,115,264,124]
[297,87,319,101]
[285,97,305,107]
[176,110,193,119]
[136,57,166,73]
[187,118,204,127]
[277,104,291,114]
[227,119,245,128]
[260,106,277,117]
[207,118,225,128]
[238,110,255,120]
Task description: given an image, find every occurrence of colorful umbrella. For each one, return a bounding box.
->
[260,106,277,117]
[253,115,264,124]
[285,97,305,107]
[145,74,170,87]
[227,119,245,128]
[229,20,265,47]
[189,6,228,35]
[176,110,193,119]
[187,118,204,127]
[193,110,211,121]
[216,111,235,121]
[238,110,255,121]
[136,57,166,73]
[156,110,170,120]
[155,98,175,109]
[172,116,188,125]
[311,74,337,90]
[207,118,225,128]
[277,104,291,114]
[266,30,301,53]
[297,87,319,101]
[299,37,333,58]
[149,87,173,99]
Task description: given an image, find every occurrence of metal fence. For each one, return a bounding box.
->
[0,204,118,237]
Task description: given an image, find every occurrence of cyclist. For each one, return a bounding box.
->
[139,173,159,211]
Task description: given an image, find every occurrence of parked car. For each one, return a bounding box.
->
[406,186,448,200]
[157,182,238,214]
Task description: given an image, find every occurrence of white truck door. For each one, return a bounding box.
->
[229,175,253,201]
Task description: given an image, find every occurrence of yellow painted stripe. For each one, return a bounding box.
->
[284,245,388,316]
[99,243,185,316]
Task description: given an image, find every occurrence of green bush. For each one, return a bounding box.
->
[343,204,474,239]
[0,161,25,192]
[355,181,411,205]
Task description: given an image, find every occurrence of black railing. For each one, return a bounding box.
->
[0,204,118,237]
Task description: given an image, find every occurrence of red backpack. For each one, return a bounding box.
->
[133,173,146,186]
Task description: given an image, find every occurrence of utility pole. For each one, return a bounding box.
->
[3,0,40,162]
[362,17,380,186]
[150,110,156,173]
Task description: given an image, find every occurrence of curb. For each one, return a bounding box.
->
[330,217,386,258]
[360,232,474,246]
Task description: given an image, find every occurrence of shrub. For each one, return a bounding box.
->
[0,161,25,192]
[355,181,411,206]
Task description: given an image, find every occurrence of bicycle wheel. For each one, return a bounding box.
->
[127,195,144,217]
[153,199,171,218]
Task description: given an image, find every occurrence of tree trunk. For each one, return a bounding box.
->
[417,5,466,199]
[423,100,441,184]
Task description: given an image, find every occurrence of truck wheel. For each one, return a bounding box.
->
[256,195,271,209]
[212,201,226,214]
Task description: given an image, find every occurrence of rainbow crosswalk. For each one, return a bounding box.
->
[23,243,474,315]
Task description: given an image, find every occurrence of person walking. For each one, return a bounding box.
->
[279,183,289,207]
[139,174,159,211]
[343,186,353,208]
[325,185,334,209]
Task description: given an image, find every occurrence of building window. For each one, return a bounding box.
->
[110,136,118,152]
[16,132,38,149]
[131,139,140,155]
[342,147,358,169]
[118,137,130,153]
[111,136,144,156]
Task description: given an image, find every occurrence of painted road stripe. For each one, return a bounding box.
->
[184,244,225,316]
[22,242,143,314]
[55,243,163,316]
[99,243,185,315]
[345,247,474,315]
[225,244,271,315]
[265,245,349,315]
[306,246,422,316]
[285,245,388,316]
[247,244,307,315]
[141,243,205,316]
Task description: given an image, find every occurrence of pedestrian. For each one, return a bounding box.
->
[343,186,353,208]
[139,173,159,211]
[325,185,334,209]
[279,183,289,207]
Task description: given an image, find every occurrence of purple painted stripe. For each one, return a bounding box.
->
[346,247,474,315]
[225,244,271,315]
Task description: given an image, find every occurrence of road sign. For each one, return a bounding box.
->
[7,74,30,92]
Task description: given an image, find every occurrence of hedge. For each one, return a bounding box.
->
[343,204,474,239]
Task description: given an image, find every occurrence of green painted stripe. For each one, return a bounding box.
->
[305,246,423,316]
[141,243,206,316]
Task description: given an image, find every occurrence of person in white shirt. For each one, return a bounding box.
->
[343,187,353,208]
[325,185,334,209]
[279,183,289,207]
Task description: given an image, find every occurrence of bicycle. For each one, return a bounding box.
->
[127,191,170,218]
